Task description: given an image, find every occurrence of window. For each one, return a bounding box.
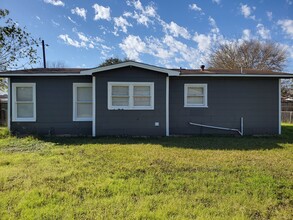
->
[12,83,36,122]
[184,84,208,107]
[108,82,154,110]
[73,83,92,121]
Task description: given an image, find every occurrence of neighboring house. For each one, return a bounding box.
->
[0,93,8,126]
[0,61,292,136]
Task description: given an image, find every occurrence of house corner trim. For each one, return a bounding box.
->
[7,78,10,130]
[92,76,96,137]
[166,76,169,136]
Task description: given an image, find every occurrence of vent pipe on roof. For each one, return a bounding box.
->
[200,65,205,71]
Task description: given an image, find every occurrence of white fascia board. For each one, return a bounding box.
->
[80,61,180,76]
[179,74,293,78]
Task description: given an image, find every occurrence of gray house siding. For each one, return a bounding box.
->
[10,76,92,136]
[169,77,279,135]
[94,67,166,136]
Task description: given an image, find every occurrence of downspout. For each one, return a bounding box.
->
[92,76,96,137]
[166,76,169,136]
[7,78,10,130]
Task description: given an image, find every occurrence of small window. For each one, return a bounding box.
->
[12,83,36,122]
[73,83,92,121]
[184,84,208,107]
[108,82,154,110]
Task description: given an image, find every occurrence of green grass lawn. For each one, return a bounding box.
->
[0,125,292,220]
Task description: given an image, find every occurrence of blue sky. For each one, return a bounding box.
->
[2,0,293,72]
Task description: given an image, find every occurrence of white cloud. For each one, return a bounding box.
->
[119,35,146,60]
[59,29,106,51]
[163,21,191,39]
[240,4,255,20]
[266,11,272,21]
[144,5,157,17]
[119,34,211,68]
[92,4,111,21]
[113,16,132,35]
[131,0,143,10]
[146,37,172,59]
[241,4,251,17]
[133,13,150,26]
[286,0,293,5]
[189,3,202,11]
[44,0,64,7]
[51,19,60,27]
[126,0,157,27]
[163,35,205,68]
[256,24,271,39]
[279,43,293,61]
[208,16,219,33]
[277,19,293,39]
[94,36,104,43]
[68,16,77,25]
[36,16,41,20]
[242,29,251,41]
[58,34,81,48]
[123,12,132,17]
[71,7,87,21]
[212,0,221,4]
[77,32,89,42]
[193,33,212,52]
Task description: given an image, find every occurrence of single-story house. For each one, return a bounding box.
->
[0,61,292,136]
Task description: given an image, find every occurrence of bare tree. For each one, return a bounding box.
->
[281,79,293,98]
[46,61,66,68]
[208,40,287,71]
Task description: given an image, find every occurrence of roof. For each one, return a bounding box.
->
[176,68,293,78]
[0,63,292,78]
[0,68,87,76]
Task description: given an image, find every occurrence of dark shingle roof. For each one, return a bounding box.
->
[174,68,292,76]
[0,68,88,74]
[0,66,292,77]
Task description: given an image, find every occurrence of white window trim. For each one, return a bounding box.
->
[73,83,93,121]
[12,83,36,122]
[184,84,208,108]
[108,82,154,110]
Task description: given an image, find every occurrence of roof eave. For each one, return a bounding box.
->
[80,61,180,76]
[0,73,84,77]
[179,74,293,78]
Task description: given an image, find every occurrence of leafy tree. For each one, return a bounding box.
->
[0,9,40,71]
[208,40,287,72]
[98,57,132,67]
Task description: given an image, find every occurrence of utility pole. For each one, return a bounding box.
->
[42,40,46,68]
